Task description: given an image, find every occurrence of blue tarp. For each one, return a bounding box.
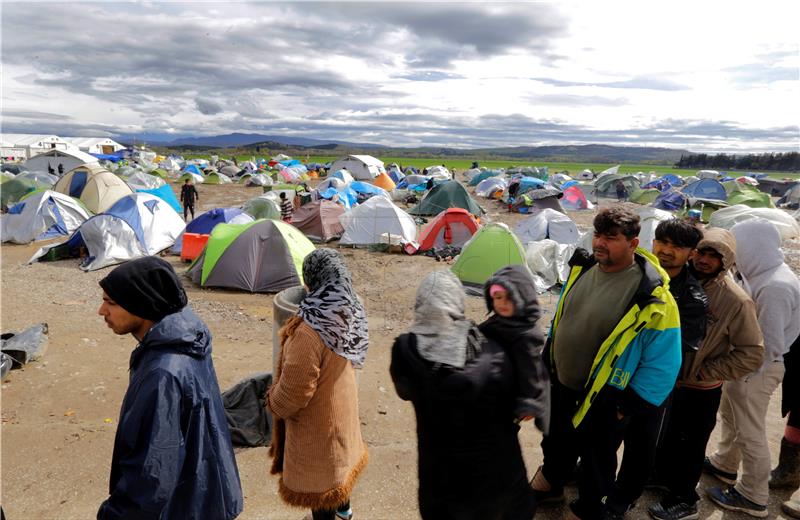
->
[184,164,203,176]
[350,181,388,196]
[90,153,123,162]
[137,185,182,214]
[682,179,727,201]
[653,190,687,211]
[662,174,684,186]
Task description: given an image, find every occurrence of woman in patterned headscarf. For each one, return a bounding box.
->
[267,248,369,520]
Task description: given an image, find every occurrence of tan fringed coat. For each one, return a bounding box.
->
[267,316,368,510]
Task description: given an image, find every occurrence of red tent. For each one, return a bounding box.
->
[418,208,480,251]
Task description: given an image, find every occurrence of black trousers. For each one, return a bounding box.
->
[653,385,722,503]
[541,381,624,520]
[183,203,195,221]
[606,397,669,513]
[420,472,536,520]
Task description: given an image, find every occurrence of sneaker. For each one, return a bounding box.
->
[706,486,768,518]
[702,457,737,485]
[529,466,565,504]
[335,507,352,520]
[648,498,699,520]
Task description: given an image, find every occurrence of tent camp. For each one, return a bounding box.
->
[23,148,98,175]
[682,179,727,201]
[291,200,345,242]
[329,155,385,180]
[424,165,452,181]
[451,223,528,288]
[653,190,687,211]
[372,172,396,192]
[475,177,507,198]
[31,192,185,271]
[186,219,315,293]
[697,170,720,179]
[637,208,675,252]
[171,207,254,254]
[1,173,58,210]
[726,190,774,209]
[53,163,133,214]
[511,188,564,214]
[1,190,91,244]
[418,208,480,251]
[178,171,205,184]
[408,181,484,217]
[339,196,417,246]
[137,185,183,214]
[778,183,800,209]
[124,171,166,190]
[204,171,233,184]
[514,208,579,245]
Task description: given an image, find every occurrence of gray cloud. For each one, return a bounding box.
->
[195,98,224,115]
[533,75,688,91]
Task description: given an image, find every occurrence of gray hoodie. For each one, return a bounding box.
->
[731,219,800,366]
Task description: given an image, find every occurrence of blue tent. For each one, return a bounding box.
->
[653,190,687,211]
[468,171,501,186]
[184,164,203,176]
[170,207,252,254]
[642,178,672,191]
[137,185,182,214]
[90,153,123,162]
[350,181,388,197]
[560,180,579,189]
[682,179,727,201]
[662,174,684,186]
[515,176,546,194]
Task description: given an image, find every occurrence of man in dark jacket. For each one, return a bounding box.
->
[96,256,243,520]
[180,179,199,221]
[606,218,707,517]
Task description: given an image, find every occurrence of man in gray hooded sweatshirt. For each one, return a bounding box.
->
[706,219,800,517]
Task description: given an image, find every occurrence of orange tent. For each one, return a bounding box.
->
[418,208,480,251]
[373,172,396,192]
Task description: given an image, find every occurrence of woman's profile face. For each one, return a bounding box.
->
[491,290,515,318]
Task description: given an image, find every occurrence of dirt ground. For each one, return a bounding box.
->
[2,179,799,519]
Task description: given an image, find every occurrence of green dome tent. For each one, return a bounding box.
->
[727,190,774,209]
[186,219,315,293]
[451,223,527,288]
[242,195,281,220]
[409,180,484,217]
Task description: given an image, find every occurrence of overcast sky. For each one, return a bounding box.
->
[2,1,799,152]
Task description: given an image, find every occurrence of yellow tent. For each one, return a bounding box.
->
[54,163,133,214]
[373,172,396,192]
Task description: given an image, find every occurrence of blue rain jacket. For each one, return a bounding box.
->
[97,307,243,520]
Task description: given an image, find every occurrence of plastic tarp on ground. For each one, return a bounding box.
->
[525,239,575,293]
[30,193,185,271]
[1,190,91,244]
[708,205,800,240]
[339,196,417,246]
[171,207,254,254]
[187,219,315,293]
[514,208,580,245]
[451,223,528,289]
[408,180,484,217]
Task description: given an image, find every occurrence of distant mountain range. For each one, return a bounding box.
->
[119,132,692,163]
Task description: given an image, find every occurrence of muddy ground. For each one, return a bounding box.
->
[2,179,798,519]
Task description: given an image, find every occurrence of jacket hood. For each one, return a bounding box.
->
[696,227,737,272]
[731,219,784,279]
[483,264,540,321]
[140,307,210,359]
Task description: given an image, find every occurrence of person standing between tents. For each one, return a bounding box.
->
[390,270,538,519]
[279,192,293,223]
[702,219,800,517]
[96,257,243,520]
[615,180,628,202]
[530,207,681,520]
[605,219,708,518]
[180,179,199,222]
[267,248,369,520]
[648,228,764,520]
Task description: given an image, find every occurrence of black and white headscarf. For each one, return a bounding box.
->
[298,248,369,368]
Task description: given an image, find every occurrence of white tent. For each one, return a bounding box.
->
[697,170,720,179]
[1,190,91,244]
[124,171,166,190]
[339,195,417,246]
[329,155,386,180]
[637,207,675,252]
[708,205,800,241]
[1,134,77,158]
[514,208,580,245]
[30,193,185,271]
[525,239,575,293]
[577,169,594,180]
[425,165,452,181]
[61,137,125,154]
[23,148,98,175]
[475,177,508,198]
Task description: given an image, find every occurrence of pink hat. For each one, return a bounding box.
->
[489,284,506,297]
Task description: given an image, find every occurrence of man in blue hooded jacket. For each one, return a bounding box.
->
[96,256,243,520]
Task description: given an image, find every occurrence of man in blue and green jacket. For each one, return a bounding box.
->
[530,207,681,520]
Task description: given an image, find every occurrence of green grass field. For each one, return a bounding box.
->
[181,152,800,180]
